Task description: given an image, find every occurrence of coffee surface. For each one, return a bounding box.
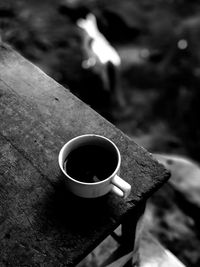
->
[64,144,118,183]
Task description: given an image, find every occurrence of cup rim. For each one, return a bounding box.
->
[58,134,121,185]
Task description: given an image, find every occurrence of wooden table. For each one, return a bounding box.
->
[0,43,169,266]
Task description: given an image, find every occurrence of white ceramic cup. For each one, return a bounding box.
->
[58,134,131,198]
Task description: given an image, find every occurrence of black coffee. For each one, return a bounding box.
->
[63,144,118,183]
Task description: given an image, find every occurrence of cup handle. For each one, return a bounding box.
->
[111,175,131,199]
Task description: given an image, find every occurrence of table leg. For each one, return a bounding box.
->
[100,201,146,267]
[121,201,146,266]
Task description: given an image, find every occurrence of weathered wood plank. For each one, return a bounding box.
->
[137,231,186,267]
[102,232,186,267]
[0,43,169,266]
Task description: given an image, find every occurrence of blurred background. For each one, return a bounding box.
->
[1,0,200,266]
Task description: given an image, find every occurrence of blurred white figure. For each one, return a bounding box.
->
[77,13,121,67]
[77,13,124,109]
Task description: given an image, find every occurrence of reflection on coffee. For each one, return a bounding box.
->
[63,145,118,183]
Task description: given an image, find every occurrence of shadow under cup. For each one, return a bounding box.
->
[58,134,131,198]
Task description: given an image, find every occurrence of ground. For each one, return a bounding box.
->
[1,0,200,266]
